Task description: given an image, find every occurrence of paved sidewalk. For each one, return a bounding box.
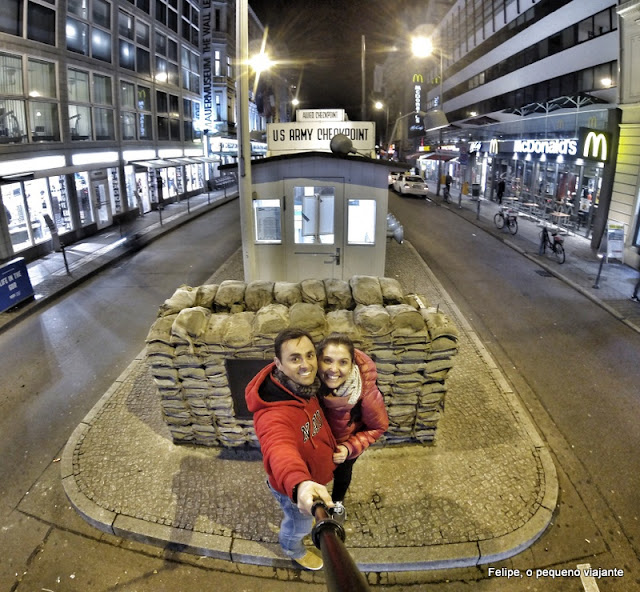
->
[429,189,640,335]
[59,238,557,575]
[0,187,238,334]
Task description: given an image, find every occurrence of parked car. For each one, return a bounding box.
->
[392,173,410,193]
[396,174,428,197]
[388,171,400,186]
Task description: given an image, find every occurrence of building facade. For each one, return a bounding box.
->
[0,0,209,263]
[388,0,623,253]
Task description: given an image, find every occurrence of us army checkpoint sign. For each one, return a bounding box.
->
[267,121,375,156]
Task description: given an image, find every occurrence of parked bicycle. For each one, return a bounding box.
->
[494,206,518,234]
[442,185,451,202]
[539,225,565,263]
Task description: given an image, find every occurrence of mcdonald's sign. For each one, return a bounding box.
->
[578,128,610,162]
[412,73,424,83]
[489,138,499,154]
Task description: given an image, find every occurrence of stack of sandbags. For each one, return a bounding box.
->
[145,276,460,448]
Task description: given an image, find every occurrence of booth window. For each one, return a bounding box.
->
[294,185,335,244]
[253,199,281,243]
[347,199,375,245]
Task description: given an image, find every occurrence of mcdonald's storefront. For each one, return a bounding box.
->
[471,128,611,238]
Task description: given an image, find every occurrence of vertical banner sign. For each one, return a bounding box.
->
[606,221,624,262]
[409,73,425,138]
[201,0,213,133]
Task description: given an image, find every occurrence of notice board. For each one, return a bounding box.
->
[0,258,34,313]
[606,220,625,262]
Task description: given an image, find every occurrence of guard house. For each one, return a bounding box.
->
[221,109,407,282]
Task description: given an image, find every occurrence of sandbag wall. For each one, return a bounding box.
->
[145,276,459,448]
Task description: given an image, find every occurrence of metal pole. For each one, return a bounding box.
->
[436,50,444,197]
[593,254,605,289]
[361,35,366,121]
[60,243,70,275]
[237,0,257,282]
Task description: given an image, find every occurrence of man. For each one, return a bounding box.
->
[497,177,506,204]
[245,328,336,570]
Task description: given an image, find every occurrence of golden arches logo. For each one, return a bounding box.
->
[489,139,499,154]
[583,132,607,161]
[412,73,424,83]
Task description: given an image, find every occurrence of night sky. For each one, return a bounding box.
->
[248,0,417,120]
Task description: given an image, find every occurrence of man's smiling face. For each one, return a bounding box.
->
[274,336,317,386]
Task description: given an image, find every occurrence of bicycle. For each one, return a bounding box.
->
[494,206,518,234]
[443,185,451,202]
[539,225,565,263]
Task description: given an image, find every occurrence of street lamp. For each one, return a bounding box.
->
[374,100,389,151]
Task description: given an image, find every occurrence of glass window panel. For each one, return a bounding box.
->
[253,199,281,243]
[169,117,179,139]
[157,115,169,139]
[91,28,112,62]
[93,74,112,105]
[67,0,88,19]
[92,0,110,29]
[577,16,593,43]
[136,0,149,14]
[68,104,91,139]
[168,9,177,32]
[167,38,178,61]
[156,90,167,112]
[121,111,135,139]
[137,85,150,109]
[155,31,166,55]
[66,18,89,55]
[293,186,335,244]
[136,47,150,76]
[74,171,94,226]
[0,0,23,36]
[94,107,114,139]
[0,98,27,142]
[136,20,149,46]
[23,178,52,244]
[155,0,166,24]
[2,183,31,251]
[594,9,611,36]
[28,2,55,45]
[48,176,74,234]
[347,199,375,244]
[138,112,151,139]
[118,10,134,39]
[155,56,168,82]
[120,80,135,108]
[169,93,179,115]
[181,0,189,18]
[0,53,24,95]
[28,59,56,99]
[182,119,192,142]
[119,39,135,70]
[182,97,191,118]
[30,101,59,140]
[68,69,90,102]
[168,62,179,86]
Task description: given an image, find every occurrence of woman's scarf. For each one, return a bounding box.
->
[273,368,320,399]
[332,365,362,406]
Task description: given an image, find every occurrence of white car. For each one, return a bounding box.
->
[396,175,428,196]
[388,171,400,186]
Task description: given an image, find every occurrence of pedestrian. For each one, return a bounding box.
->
[632,274,640,302]
[444,173,452,201]
[316,333,389,509]
[497,177,506,204]
[245,328,336,571]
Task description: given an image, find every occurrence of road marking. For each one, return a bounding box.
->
[577,564,600,592]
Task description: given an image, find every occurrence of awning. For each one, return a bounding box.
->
[131,159,180,169]
[189,156,221,164]
[166,157,202,165]
[415,152,458,161]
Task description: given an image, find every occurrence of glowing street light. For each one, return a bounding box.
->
[411,35,433,59]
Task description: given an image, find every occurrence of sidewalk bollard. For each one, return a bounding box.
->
[458,190,462,209]
[476,196,481,220]
[311,501,370,592]
[593,253,605,289]
[60,243,71,276]
[158,203,163,226]
[187,195,191,214]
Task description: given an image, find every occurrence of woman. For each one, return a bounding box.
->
[316,333,389,507]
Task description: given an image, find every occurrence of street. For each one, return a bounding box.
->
[1,194,639,591]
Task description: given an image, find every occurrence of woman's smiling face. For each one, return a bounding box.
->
[318,343,353,390]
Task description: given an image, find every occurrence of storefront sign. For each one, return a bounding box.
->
[267,122,375,154]
[201,0,213,131]
[578,128,610,162]
[296,109,345,122]
[514,138,578,156]
[410,73,425,137]
[606,220,625,261]
[0,258,34,313]
[469,141,483,153]
[489,139,499,154]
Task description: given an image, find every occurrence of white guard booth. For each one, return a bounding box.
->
[222,151,405,282]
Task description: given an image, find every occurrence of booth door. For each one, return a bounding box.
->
[284,179,344,281]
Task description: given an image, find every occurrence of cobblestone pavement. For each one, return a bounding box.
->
[61,239,557,572]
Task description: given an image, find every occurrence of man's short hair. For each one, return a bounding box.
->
[274,327,315,361]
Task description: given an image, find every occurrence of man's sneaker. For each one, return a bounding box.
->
[294,549,323,571]
[631,295,640,302]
